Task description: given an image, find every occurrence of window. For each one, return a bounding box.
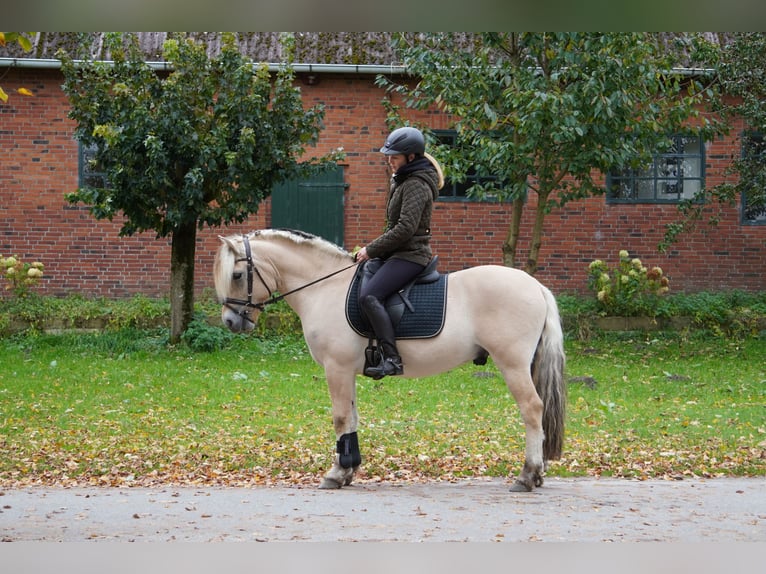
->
[607,135,704,203]
[741,133,766,225]
[78,142,109,188]
[432,130,501,202]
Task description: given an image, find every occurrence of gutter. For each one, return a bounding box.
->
[0,57,408,75]
[0,57,715,79]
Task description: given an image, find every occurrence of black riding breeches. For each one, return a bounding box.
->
[358,258,425,303]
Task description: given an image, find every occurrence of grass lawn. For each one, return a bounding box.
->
[0,329,764,487]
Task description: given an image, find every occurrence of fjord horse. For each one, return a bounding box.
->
[214,229,565,491]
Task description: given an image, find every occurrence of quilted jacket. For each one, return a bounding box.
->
[365,158,440,267]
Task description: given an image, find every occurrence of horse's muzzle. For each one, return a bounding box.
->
[221,304,256,333]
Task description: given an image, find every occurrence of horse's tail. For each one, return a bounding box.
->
[532,285,567,461]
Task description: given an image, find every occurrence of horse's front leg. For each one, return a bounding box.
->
[319,364,361,489]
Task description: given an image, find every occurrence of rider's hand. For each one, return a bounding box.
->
[355,247,369,263]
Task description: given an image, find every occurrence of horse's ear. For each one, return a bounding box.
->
[219,235,239,253]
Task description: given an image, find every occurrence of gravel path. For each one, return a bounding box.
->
[1,477,764,542]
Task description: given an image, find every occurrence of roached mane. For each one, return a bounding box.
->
[258,228,351,260]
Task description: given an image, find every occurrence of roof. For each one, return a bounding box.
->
[0,32,402,66]
[0,32,733,70]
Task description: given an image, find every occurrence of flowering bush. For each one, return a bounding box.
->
[1,255,45,298]
[587,250,669,316]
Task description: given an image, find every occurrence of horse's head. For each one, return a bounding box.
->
[214,234,273,333]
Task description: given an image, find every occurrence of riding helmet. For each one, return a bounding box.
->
[380,127,425,156]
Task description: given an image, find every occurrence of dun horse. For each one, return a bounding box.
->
[214,229,566,491]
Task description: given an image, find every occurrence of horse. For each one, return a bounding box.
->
[213,228,566,492]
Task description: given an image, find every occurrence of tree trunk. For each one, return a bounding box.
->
[525,190,549,276]
[169,220,197,344]
[502,194,525,268]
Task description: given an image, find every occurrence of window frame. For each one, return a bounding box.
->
[431,129,504,203]
[740,132,766,226]
[606,134,705,204]
[78,141,109,189]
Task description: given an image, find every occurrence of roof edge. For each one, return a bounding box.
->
[0,57,408,75]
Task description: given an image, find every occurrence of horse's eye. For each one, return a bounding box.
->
[233,272,243,281]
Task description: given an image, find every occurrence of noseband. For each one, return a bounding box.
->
[223,234,358,327]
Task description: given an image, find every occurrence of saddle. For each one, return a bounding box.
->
[345,256,448,340]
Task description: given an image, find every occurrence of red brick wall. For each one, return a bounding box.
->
[1,69,764,300]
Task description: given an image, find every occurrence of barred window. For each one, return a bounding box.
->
[607,135,704,203]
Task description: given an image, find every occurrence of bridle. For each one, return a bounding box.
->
[222,235,358,326]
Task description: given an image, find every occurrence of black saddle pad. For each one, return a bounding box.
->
[345,272,449,339]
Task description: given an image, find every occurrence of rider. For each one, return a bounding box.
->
[354,127,441,378]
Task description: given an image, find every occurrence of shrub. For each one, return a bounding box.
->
[664,290,766,338]
[587,250,670,317]
[181,313,233,352]
[1,255,44,298]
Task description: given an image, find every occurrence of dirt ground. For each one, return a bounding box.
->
[1,476,763,542]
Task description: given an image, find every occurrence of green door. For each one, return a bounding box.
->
[271,165,347,246]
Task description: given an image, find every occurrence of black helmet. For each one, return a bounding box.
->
[380,127,425,156]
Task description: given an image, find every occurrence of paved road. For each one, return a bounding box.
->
[1,477,764,542]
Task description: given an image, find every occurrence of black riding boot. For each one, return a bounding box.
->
[361,295,403,378]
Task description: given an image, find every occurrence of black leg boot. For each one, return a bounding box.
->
[361,295,403,378]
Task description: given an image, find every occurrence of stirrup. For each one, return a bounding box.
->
[364,356,403,379]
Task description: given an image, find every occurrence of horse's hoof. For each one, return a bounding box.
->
[319,477,343,490]
[509,480,534,493]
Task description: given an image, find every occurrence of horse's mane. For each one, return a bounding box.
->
[214,228,352,302]
[256,228,352,260]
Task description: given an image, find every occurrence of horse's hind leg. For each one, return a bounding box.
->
[319,365,360,489]
[498,363,545,492]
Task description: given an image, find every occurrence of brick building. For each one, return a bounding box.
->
[1,36,764,299]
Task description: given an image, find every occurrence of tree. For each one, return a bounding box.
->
[378,33,721,274]
[60,33,341,342]
[662,32,766,249]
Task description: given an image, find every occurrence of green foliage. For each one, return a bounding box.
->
[555,294,601,340]
[715,33,766,223]
[104,294,169,329]
[58,33,341,238]
[0,293,170,336]
[253,299,303,338]
[663,290,766,337]
[377,33,724,272]
[718,33,766,134]
[0,32,32,52]
[181,313,233,352]
[3,290,764,341]
[587,250,670,317]
[433,33,719,201]
[0,255,44,298]
[662,32,766,249]
[57,32,343,341]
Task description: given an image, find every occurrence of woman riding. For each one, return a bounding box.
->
[354,127,442,378]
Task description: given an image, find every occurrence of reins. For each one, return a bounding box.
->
[223,234,358,325]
